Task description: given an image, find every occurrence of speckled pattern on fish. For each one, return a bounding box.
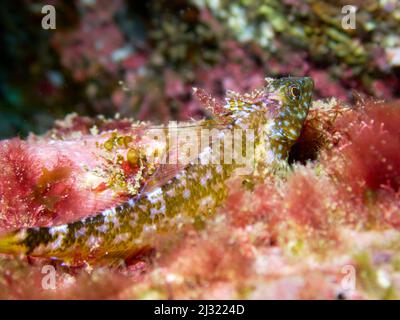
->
[0,77,314,262]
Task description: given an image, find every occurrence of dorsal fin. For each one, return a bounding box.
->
[192,87,225,118]
[139,120,226,195]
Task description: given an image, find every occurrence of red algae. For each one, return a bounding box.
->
[3,0,400,300]
[284,169,337,242]
[0,131,138,230]
[0,139,81,229]
[0,139,39,229]
[1,99,400,299]
[327,101,400,196]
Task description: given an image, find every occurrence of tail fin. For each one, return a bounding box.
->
[0,229,27,255]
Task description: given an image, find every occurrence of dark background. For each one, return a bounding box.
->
[1,0,399,139]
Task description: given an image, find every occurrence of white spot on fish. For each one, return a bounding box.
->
[103,207,116,217]
[290,128,298,136]
[114,233,130,244]
[166,189,175,197]
[147,187,163,204]
[183,189,190,199]
[49,225,68,236]
[87,236,101,248]
[200,176,207,186]
[200,196,214,207]
[150,206,165,218]
[75,228,86,238]
[49,233,64,250]
[199,146,212,165]
[96,225,108,234]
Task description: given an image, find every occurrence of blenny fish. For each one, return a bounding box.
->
[0,77,314,262]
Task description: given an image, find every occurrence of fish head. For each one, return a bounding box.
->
[265,76,314,141]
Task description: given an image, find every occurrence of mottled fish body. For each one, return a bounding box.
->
[0,77,314,262]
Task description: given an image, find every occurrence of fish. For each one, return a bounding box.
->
[0,77,314,263]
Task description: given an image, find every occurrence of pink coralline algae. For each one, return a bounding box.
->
[2,0,400,300]
[0,139,82,229]
[51,0,126,82]
[1,93,400,299]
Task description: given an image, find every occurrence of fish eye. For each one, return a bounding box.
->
[289,86,301,99]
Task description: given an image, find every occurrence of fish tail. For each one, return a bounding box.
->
[0,229,27,255]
